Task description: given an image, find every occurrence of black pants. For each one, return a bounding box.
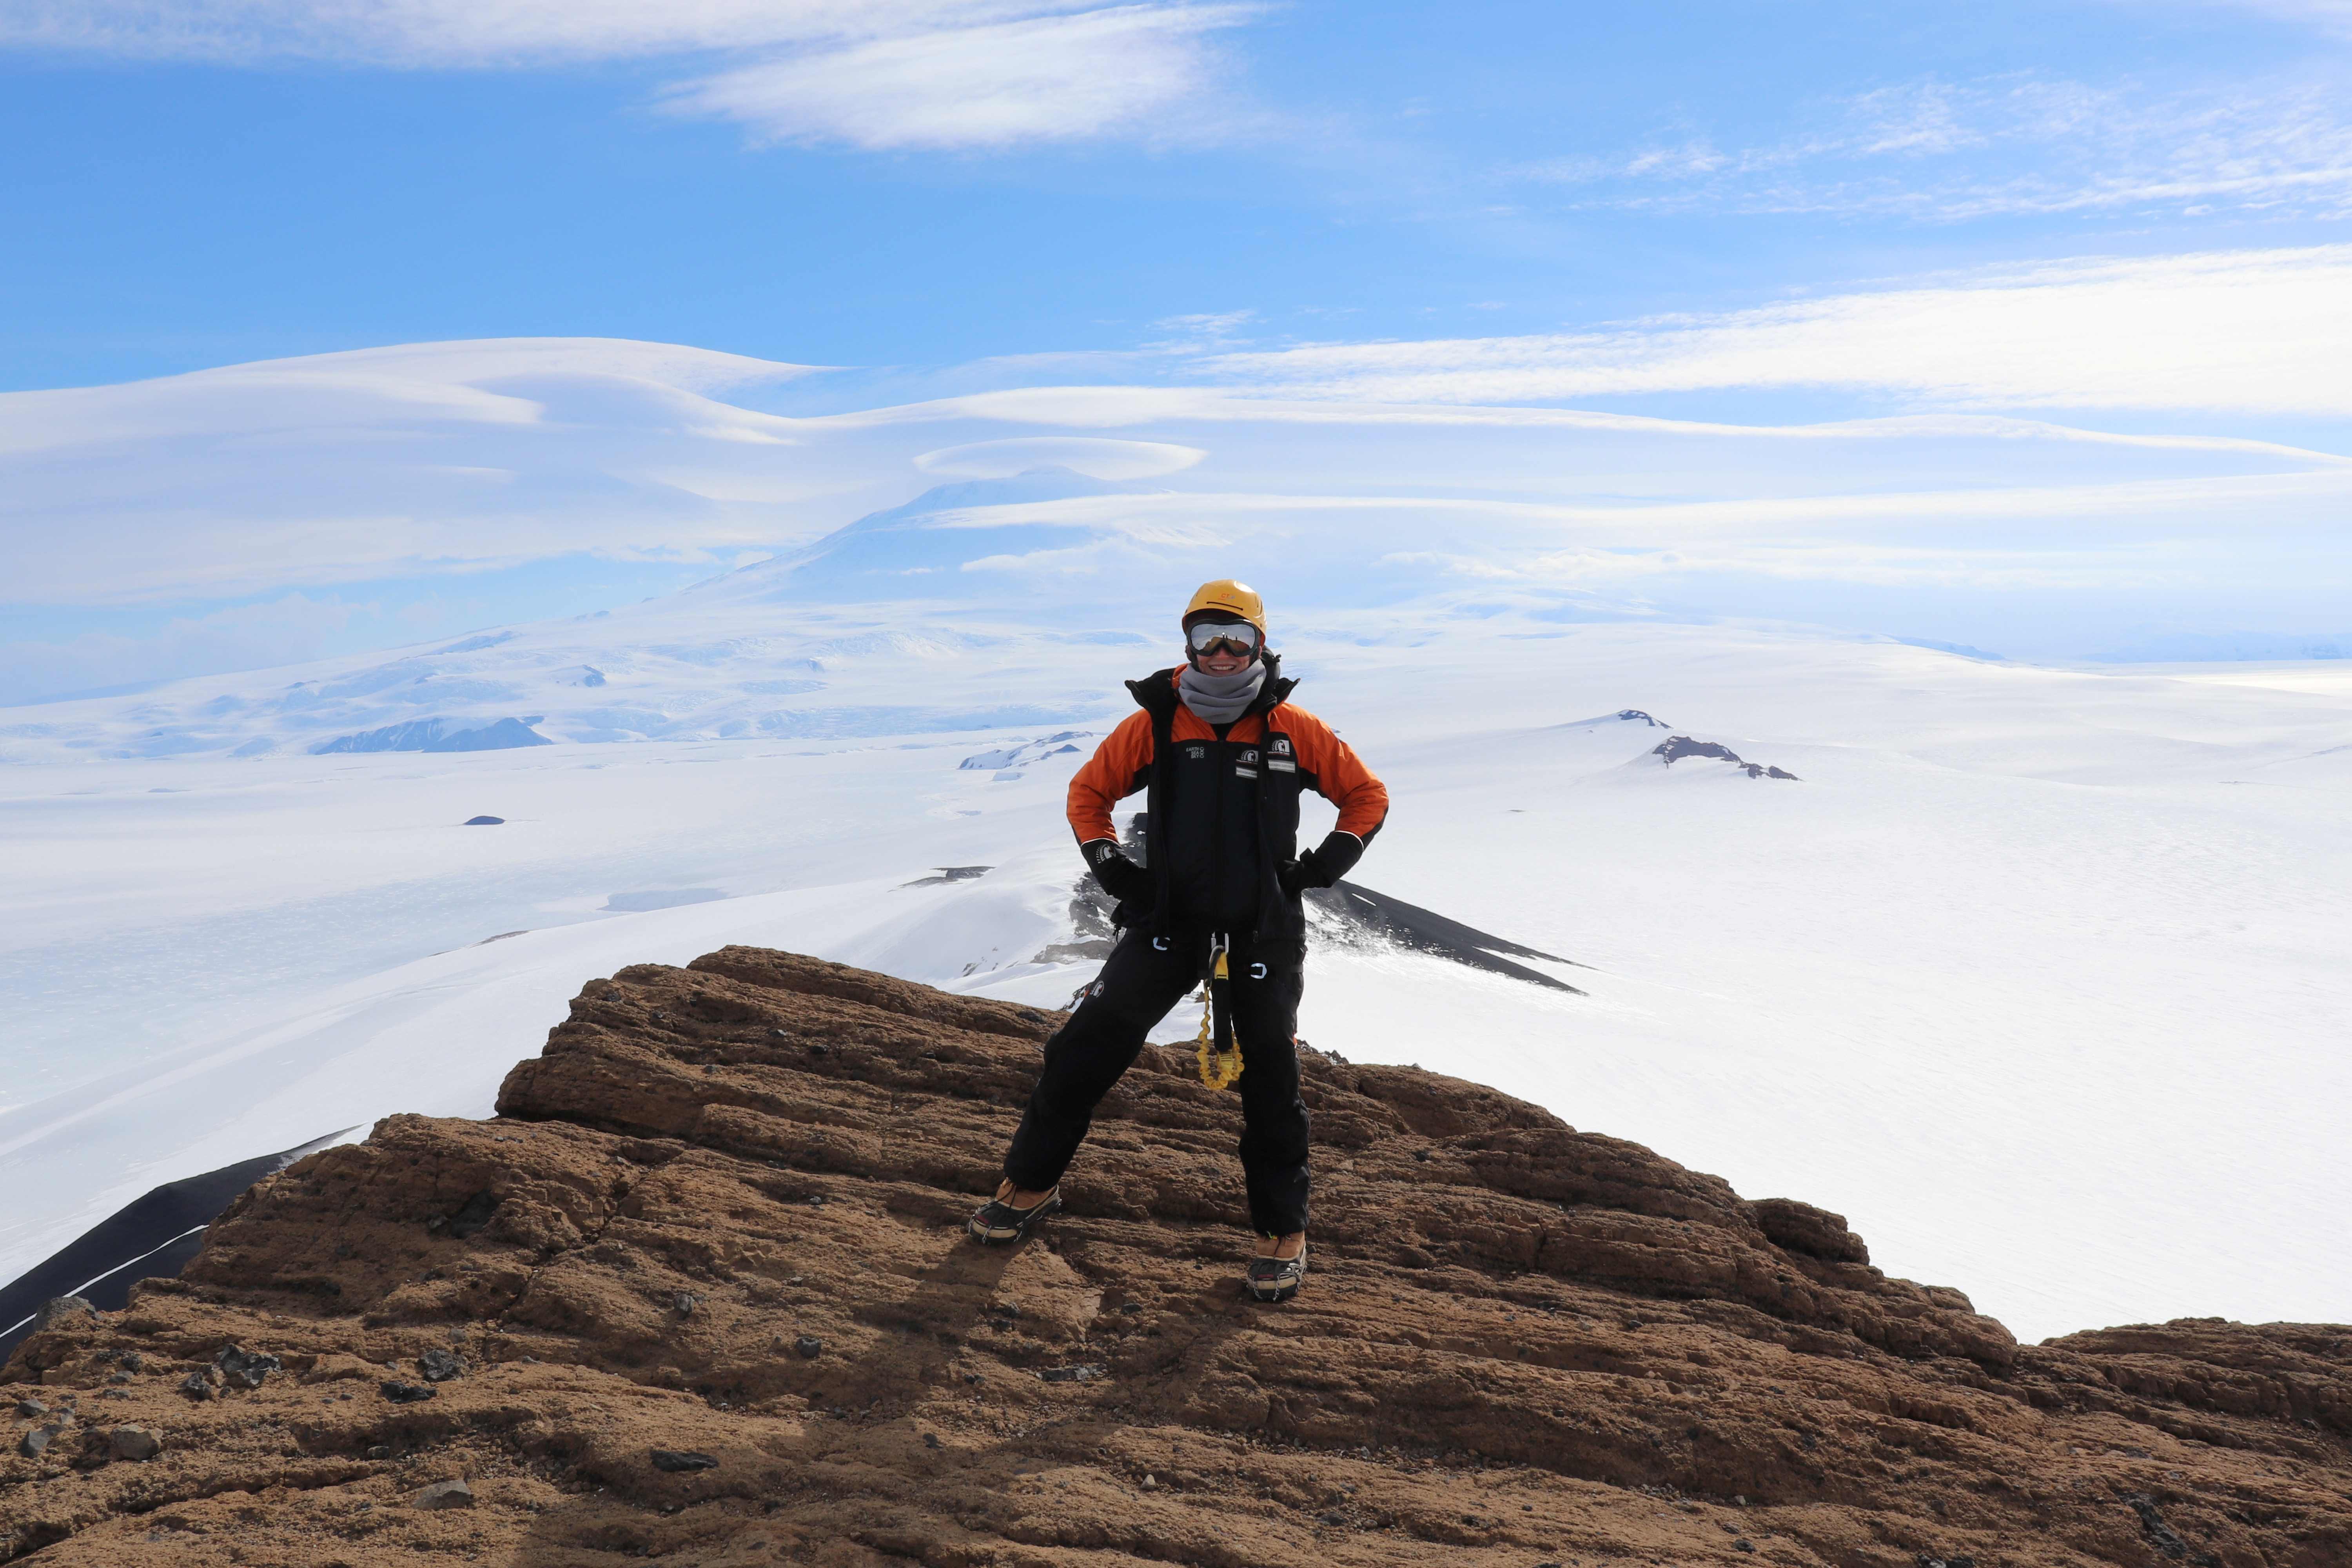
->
[1003,926,1310,1236]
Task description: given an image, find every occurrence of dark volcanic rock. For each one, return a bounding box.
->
[2,945,2345,1567]
[415,1347,464,1383]
[212,1346,278,1390]
[30,1298,96,1337]
[105,1426,160,1462]
[1653,735,1800,779]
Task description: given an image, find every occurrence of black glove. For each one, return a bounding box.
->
[1279,830,1365,897]
[1082,839,1153,907]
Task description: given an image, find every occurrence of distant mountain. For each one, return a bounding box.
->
[0,472,1182,762]
[0,465,1669,762]
[698,468,1134,605]
[2093,630,2352,662]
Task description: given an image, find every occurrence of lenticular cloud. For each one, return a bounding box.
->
[0,0,1259,150]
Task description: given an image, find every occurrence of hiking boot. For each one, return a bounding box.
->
[1244,1240,1308,1303]
[967,1184,1061,1246]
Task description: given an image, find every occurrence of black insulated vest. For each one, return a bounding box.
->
[1126,660,1307,940]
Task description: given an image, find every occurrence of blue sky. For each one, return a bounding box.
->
[4,0,2352,698]
[7,0,2347,388]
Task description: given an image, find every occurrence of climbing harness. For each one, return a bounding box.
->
[1194,933,1244,1090]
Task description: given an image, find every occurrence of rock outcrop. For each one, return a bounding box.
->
[5,946,2347,1565]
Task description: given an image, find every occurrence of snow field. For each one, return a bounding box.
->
[2,616,2347,1344]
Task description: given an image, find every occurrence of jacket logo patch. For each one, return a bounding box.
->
[1268,758,1296,772]
[1234,766,1258,779]
[1271,737,1291,754]
[1241,749,1258,764]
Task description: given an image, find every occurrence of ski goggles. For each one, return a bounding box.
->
[1186,620,1263,656]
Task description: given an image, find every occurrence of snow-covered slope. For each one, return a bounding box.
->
[4,573,2349,1344]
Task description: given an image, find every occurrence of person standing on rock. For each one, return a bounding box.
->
[968,580,1389,1301]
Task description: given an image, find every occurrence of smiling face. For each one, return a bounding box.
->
[1191,642,1257,676]
[1183,615,1264,675]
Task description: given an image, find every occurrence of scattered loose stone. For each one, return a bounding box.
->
[17,1428,55,1459]
[13,1399,45,1418]
[119,1351,143,1372]
[380,1379,438,1403]
[109,1427,162,1462]
[650,1449,719,1472]
[178,1370,215,1401]
[673,1291,698,1317]
[413,1479,475,1510]
[214,1347,280,1390]
[1039,1364,1104,1383]
[795,1336,822,1359]
[417,1347,465,1383]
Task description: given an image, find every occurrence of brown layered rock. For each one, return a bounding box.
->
[3,945,2346,1566]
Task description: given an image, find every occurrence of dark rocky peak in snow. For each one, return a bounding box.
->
[1653,735,1798,780]
[1563,708,1667,729]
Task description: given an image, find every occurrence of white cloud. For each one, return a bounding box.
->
[913,435,1206,477]
[0,0,1036,65]
[1196,246,2352,416]
[1524,73,2352,221]
[665,5,1252,149]
[4,317,2347,668]
[0,0,1258,151]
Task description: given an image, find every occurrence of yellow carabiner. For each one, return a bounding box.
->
[1193,948,1243,1089]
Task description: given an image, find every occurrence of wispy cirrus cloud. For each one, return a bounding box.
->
[667,5,1255,151]
[0,0,1261,150]
[1520,73,2352,221]
[2137,0,2352,35]
[1195,245,2352,416]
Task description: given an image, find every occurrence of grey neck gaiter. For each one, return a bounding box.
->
[1178,661,1267,726]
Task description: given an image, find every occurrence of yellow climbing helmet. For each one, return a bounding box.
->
[1182,579,1267,640]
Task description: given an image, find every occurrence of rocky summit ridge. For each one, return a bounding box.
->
[5,946,2347,1566]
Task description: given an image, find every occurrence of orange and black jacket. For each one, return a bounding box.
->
[1066,655,1389,938]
